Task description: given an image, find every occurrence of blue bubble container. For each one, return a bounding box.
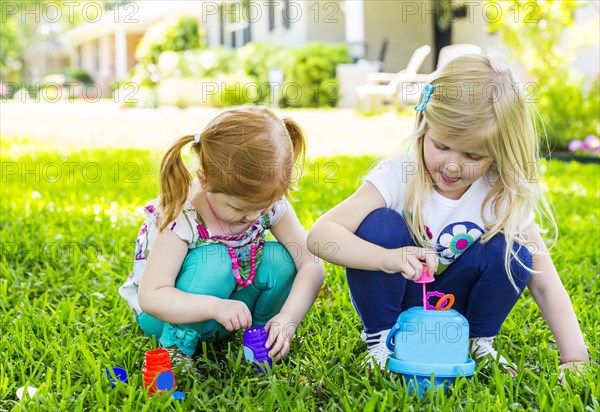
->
[386,307,475,397]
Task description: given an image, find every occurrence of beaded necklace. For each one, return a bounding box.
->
[204,192,257,286]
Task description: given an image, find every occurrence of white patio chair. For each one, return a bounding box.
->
[355,45,431,112]
[436,43,482,69]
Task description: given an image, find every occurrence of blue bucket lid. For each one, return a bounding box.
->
[387,356,476,378]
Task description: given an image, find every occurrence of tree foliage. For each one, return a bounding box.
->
[487,0,579,77]
[488,1,599,151]
[0,1,131,81]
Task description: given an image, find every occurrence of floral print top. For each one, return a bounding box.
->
[119,197,287,314]
[365,156,534,274]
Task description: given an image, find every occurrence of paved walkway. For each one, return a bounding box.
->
[0,101,414,157]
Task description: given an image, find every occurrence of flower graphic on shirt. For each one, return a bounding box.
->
[425,225,433,240]
[436,222,483,264]
[145,204,156,215]
[134,223,148,261]
[138,222,148,237]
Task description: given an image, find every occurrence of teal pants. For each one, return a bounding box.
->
[136,242,297,355]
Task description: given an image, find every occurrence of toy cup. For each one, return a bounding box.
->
[243,326,273,374]
[142,349,176,394]
[386,307,475,397]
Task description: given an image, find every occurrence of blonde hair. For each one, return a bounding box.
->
[158,106,306,231]
[404,54,557,291]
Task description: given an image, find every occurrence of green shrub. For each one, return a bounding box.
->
[133,16,206,91]
[130,63,159,88]
[157,74,261,108]
[157,47,238,79]
[130,39,350,108]
[237,42,286,104]
[207,73,262,107]
[136,16,206,66]
[167,42,352,108]
[42,69,94,87]
[537,72,600,152]
[190,47,239,77]
[65,68,94,85]
[281,42,351,108]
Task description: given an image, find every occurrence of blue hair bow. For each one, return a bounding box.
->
[414,84,435,112]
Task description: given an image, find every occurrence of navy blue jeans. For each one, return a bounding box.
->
[346,208,532,338]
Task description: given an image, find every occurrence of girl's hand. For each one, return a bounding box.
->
[380,246,438,280]
[214,299,252,331]
[559,361,587,386]
[264,312,297,361]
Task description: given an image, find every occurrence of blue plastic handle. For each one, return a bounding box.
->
[386,323,400,352]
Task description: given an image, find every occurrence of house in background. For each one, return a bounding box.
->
[59,0,599,99]
[59,3,187,97]
[60,0,347,97]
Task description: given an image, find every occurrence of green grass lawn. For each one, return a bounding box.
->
[1,136,598,411]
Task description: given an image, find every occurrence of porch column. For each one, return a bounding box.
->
[343,0,365,60]
[115,25,127,80]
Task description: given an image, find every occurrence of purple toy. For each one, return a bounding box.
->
[243,326,273,373]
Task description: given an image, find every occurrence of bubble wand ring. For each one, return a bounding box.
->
[435,294,455,311]
[425,291,444,310]
[424,291,455,311]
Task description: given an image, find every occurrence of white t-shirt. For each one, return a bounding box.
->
[365,157,533,272]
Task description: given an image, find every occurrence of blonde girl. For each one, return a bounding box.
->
[308,54,589,375]
[120,106,324,361]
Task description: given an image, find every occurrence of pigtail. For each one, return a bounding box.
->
[158,135,197,232]
[282,117,306,166]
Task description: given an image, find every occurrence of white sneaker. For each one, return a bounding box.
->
[470,336,515,371]
[361,329,392,370]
